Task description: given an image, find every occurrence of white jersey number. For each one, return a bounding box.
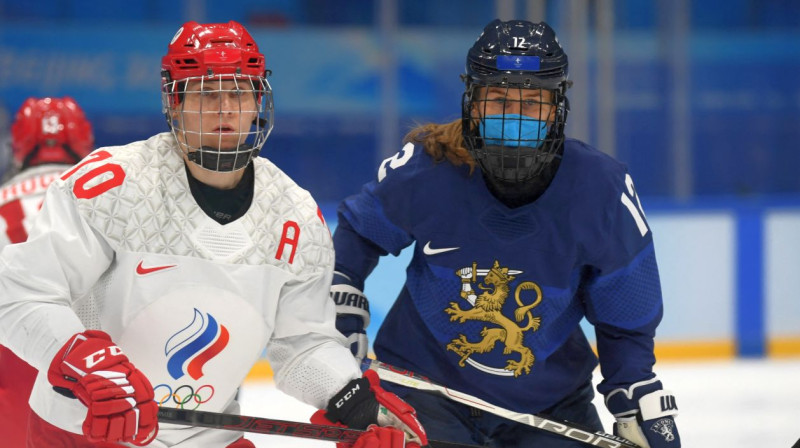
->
[377,143,414,182]
[41,116,61,135]
[620,173,649,237]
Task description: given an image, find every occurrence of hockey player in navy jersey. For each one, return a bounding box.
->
[0,21,426,448]
[331,19,680,448]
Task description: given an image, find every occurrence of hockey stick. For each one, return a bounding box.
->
[157,406,479,448]
[362,359,642,448]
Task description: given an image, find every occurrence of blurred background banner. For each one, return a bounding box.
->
[1,0,799,360]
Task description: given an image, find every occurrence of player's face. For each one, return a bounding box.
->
[475,87,555,123]
[175,78,258,150]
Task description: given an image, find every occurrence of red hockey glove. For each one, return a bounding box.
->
[47,330,158,446]
[314,370,427,448]
[226,437,256,447]
[312,412,407,448]
[310,410,406,448]
[354,426,408,448]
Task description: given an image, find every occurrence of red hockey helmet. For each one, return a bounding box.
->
[10,97,94,169]
[161,20,266,81]
[160,21,273,172]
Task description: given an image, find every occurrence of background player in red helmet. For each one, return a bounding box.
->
[0,96,94,448]
[0,21,426,448]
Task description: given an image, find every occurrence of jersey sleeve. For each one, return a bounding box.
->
[332,215,387,290]
[0,184,114,371]
[266,205,361,409]
[333,143,420,288]
[580,170,663,396]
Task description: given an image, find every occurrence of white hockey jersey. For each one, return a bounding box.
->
[0,133,360,447]
[0,164,67,247]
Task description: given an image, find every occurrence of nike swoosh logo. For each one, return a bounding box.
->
[136,261,177,275]
[423,241,459,256]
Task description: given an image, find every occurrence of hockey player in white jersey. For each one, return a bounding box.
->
[0,21,427,448]
[0,96,95,448]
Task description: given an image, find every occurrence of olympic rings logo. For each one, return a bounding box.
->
[153,383,215,409]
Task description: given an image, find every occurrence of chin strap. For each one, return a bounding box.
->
[187,144,257,172]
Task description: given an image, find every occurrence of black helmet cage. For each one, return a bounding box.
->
[162,71,274,172]
[461,20,571,184]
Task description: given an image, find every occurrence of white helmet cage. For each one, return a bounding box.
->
[162,73,274,172]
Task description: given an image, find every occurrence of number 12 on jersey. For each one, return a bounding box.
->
[620,173,649,237]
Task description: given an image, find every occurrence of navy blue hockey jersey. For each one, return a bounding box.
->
[333,138,663,413]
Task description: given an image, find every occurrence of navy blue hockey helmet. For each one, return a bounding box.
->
[462,19,570,184]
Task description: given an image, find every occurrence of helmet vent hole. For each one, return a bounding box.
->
[178,58,199,68]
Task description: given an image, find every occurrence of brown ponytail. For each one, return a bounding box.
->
[403,119,477,173]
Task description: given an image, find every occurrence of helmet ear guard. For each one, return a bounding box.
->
[160,69,180,112]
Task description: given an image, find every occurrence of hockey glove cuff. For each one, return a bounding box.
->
[311,413,407,448]
[318,370,428,448]
[606,378,680,448]
[331,283,370,363]
[48,330,158,446]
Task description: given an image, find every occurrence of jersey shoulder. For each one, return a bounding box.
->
[371,142,472,196]
[0,164,67,205]
[559,138,631,204]
[48,133,189,249]
[563,138,628,181]
[251,156,329,230]
[559,139,653,267]
[249,157,334,274]
[52,132,179,220]
[359,142,475,224]
[54,132,175,195]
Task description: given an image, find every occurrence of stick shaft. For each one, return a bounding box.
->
[157,407,365,444]
[362,359,642,448]
[157,406,480,448]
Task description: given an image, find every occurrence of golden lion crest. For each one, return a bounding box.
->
[445,260,542,377]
